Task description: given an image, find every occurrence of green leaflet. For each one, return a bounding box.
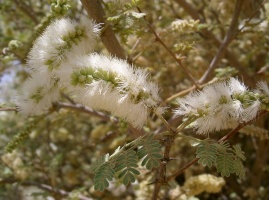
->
[196,141,246,179]
[196,140,218,167]
[233,158,246,179]
[114,150,140,185]
[232,144,246,161]
[215,151,235,177]
[137,134,163,170]
[89,134,163,191]
[94,163,115,191]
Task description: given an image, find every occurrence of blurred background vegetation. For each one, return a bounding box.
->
[1,0,269,199]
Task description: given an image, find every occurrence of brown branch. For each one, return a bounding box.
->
[80,0,126,59]
[0,177,93,200]
[53,102,144,137]
[13,0,39,24]
[136,7,200,89]
[53,102,118,123]
[175,0,201,21]
[198,0,244,84]
[0,107,18,112]
[23,181,93,200]
[174,0,251,84]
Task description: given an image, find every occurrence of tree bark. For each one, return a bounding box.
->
[80,0,126,59]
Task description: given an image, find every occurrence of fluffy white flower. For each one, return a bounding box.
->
[175,78,261,134]
[27,16,100,73]
[56,53,161,128]
[240,100,260,122]
[19,16,161,128]
[229,77,247,94]
[257,81,269,96]
[17,72,60,116]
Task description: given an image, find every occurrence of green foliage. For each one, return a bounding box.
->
[89,134,163,191]
[215,67,239,78]
[4,117,40,153]
[137,134,163,170]
[105,0,145,43]
[48,0,71,16]
[94,163,115,191]
[196,140,218,167]
[196,141,246,179]
[215,143,235,177]
[115,150,140,185]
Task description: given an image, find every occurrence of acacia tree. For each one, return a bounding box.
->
[1,0,269,199]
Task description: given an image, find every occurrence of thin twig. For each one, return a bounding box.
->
[23,181,93,200]
[174,0,202,21]
[53,102,118,123]
[80,0,126,59]
[0,107,18,112]
[13,0,39,24]
[53,102,144,137]
[136,7,200,89]
[198,0,244,84]
[174,0,252,84]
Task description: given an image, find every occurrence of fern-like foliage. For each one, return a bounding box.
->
[89,134,163,191]
[94,163,115,191]
[5,116,41,153]
[215,143,235,177]
[137,134,163,170]
[232,145,246,179]
[114,150,140,185]
[196,141,246,179]
[196,140,218,167]
[232,144,246,161]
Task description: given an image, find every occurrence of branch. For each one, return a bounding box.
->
[198,0,244,84]
[175,0,201,21]
[175,0,252,84]
[53,102,118,123]
[53,102,144,137]
[80,0,126,59]
[136,7,200,89]
[0,107,18,112]
[23,181,93,200]
[13,0,39,24]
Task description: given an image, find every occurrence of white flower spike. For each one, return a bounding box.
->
[175,78,263,134]
[28,16,100,73]
[57,53,162,128]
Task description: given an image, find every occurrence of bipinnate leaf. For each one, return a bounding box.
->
[233,158,246,179]
[196,141,218,167]
[114,150,140,185]
[215,151,235,177]
[197,141,246,179]
[233,144,246,161]
[137,134,163,170]
[94,163,115,191]
[215,143,234,177]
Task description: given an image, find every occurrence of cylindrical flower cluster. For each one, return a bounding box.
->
[57,53,161,128]
[17,16,162,129]
[174,78,269,134]
[18,16,100,116]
